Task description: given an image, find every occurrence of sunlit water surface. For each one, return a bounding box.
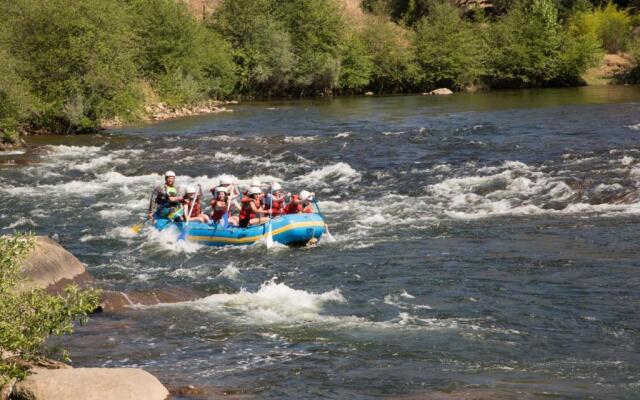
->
[2,87,640,399]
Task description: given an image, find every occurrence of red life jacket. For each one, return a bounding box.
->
[267,194,284,215]
[285,195,314,214]
[211,199,228,221]
[239,196,258,221]
[182,199,201,217]
[285,195,300,214]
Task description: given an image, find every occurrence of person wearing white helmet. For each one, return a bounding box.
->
[238,186,270,228]
[210,175,240,222]
[148,170,184,220]
[210,186,239,226]
[285,189,315,214]
[264,182,286,216]
[181,185,210,223]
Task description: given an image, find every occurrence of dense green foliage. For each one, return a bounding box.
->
[570,3,633,52]
[414,1,485,90]
[0,0,635,135]
[0,235,100,385]
[486,0,602,87]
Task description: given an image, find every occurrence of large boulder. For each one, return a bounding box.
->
[12,368,169,400]
[17,236,93,293]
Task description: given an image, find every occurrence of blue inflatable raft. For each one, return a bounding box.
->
[153,213,325,246]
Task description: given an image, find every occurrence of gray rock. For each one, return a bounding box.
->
[12,368,169,400]
[17,237,92,293]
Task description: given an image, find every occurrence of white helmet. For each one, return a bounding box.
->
[271,182,282,191]
[248,186,262,195]
[299,190,311,201]
[165,170,176,177]
[186,185,197,194]
[220,176,233,185]
[216,186,228,194]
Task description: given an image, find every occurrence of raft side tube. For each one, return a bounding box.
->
[152,213,325,246]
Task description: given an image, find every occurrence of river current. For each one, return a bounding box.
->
[1,87,640,399]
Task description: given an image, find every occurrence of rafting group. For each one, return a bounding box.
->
[147,170,316,229]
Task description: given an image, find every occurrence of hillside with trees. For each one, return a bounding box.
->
[0,0,639,140]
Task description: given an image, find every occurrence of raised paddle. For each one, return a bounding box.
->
[179,185,200,241]
[266,183,274,249]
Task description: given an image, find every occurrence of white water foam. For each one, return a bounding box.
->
[283,136,317,143]
[185,278,345,324]
[627,123,640,131]
[217,263,241,280]
[291,162,361,187]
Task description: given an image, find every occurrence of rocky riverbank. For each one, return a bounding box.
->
[0,236,213,400]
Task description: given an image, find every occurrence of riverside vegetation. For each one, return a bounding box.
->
[0,235,100,386]
[0,0,639,140]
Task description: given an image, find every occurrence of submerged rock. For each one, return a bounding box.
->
[424,88,454,96]
[18,236,93,294]
[12,368,169,400]
[100,287,206,312]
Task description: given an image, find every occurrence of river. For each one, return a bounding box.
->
[1,86,640,399]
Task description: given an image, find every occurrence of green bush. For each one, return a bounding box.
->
[337,32,374,93]
[132,0,236,104]
[212,0,296,95]
[0,48,37,136]
[362,17,420,93]
[570,3,632,53]
[413,1,485,91]
[4,0,142,132]
[485,0,600,87]
[0,235,100,385]
[276,0,347,94]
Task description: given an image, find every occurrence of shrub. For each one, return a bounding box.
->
[486,0,600,87]
[337,32,374,92]
[413,1,486,91]
[0,234,100,385]
[131,0,236,104]
[362,17,420,93]
[276,0,347,94]
[5,0,142,132]
[570,3,632,53]
[0,48,37,135]
[213,0,296,95]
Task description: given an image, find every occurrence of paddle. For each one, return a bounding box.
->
[221,183,235,229]
[179,185,199,241]
[266,184,274,249]
[132,191,157,233]
[130,217,149,234]
[312,196,334,241]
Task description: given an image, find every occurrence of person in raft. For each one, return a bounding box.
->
[285,190,315,214]
[148,170,184,221]
[210,186,239,226]
[238,186,272,228]
[264,182,286,216]
[182,186,210,223]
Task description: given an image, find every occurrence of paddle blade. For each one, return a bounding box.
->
[222,212,229,229]
[130,220,147,234]
[266,222,274,249]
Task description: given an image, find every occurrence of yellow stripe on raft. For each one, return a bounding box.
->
[186,221,325,244]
